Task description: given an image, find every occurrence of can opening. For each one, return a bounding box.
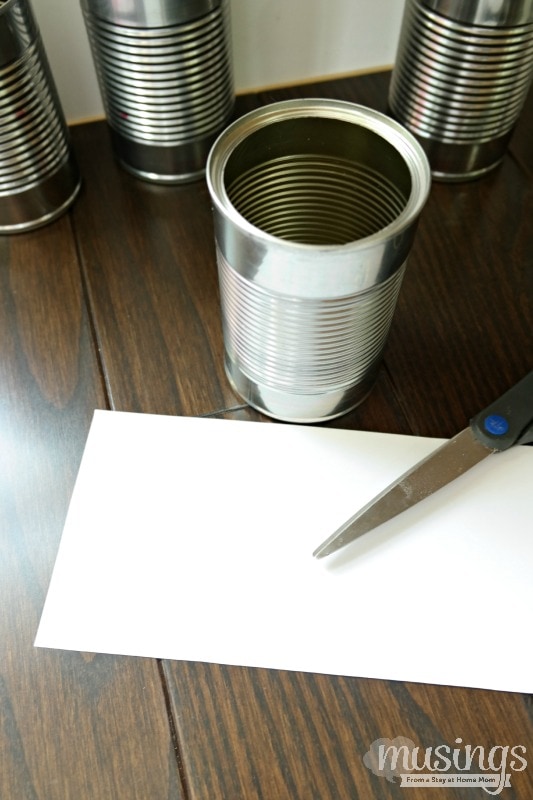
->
[223,116,412,245]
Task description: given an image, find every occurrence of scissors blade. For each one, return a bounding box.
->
[312,426,495,559]
[313,369,533,559]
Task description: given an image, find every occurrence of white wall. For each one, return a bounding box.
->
[30,0,405,124]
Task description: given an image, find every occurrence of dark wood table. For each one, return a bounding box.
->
[1,71,532,799]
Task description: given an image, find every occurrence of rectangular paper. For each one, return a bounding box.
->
[35,410,533,692]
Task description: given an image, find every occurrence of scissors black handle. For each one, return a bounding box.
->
[470,370,533,451]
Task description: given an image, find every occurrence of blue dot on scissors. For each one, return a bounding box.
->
[484,414,509,436]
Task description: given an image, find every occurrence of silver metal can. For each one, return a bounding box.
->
[0,0,81,233]
[207,100,431,423]
[81,0,235,183]
[389,0,533,181]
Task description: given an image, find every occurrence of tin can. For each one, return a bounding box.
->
[389,0,533,181]
[207,100,431,423]
[0,0,81,233]
[81,0,235,183]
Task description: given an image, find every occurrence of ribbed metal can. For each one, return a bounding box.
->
[81,0,234,183]
[389,0,533,181]
[207,100,431,423]
[0,0,81,233]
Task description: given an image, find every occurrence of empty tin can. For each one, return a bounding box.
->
[207,100,431,423]
[81,0,235,183]
[389,0,533,181]
[0,0,81,233]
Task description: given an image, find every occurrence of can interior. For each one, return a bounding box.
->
[223,116,412,245]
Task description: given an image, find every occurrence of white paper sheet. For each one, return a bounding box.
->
[35,410,533,692]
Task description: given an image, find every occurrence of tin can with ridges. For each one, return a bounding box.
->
[0,0,81,233]
[81,0,234,183]
[207,100,431,423]
[389,0,533,181]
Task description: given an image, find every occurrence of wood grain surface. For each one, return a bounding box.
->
[1,70,531,799]
[0,224,185,797]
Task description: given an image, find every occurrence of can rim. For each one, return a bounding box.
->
[419,0,533,28]
[206,98,431,253]
[79,0,223,28]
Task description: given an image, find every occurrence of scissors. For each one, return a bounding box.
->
[313,370,533,559]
